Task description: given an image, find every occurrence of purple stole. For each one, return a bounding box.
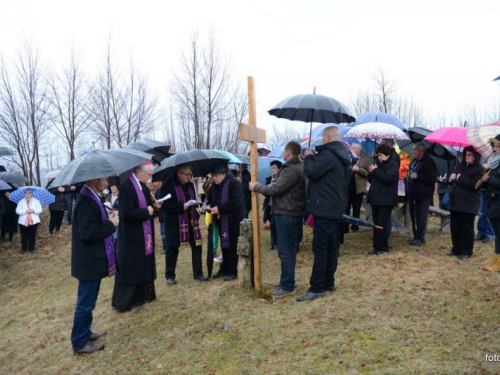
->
[174,182,202,246]
[80,186,116,277]
[220,179,230,249]
[129,174,154,256]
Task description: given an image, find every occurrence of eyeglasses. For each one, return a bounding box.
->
[178,171,191,177]
[140,170,153,177]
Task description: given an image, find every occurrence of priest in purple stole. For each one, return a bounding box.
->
[71,177,119,354]
[207,163,245,281]
[112,162,160,311]
[160,164,207,284]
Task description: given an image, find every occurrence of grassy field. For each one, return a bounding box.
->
[1,210,500,374]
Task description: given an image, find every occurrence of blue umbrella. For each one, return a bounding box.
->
[9,186,55,207]
[310,123,348,139]
[354,112,406,131]
[268,146,285,159]
[247,157,284,184]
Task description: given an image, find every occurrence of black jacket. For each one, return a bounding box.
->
[208,174,245,225]
[408,153,437,201]
[485,165,500,219]
[241,169,251,210]
[0,197,6,229]
[304,141,352,220]
[71,193,116,281]
[367,157,399,207]
[159,177,197,248]
[2,196,18,233]
[262,176,272,223]
[449,153,484,215]
[48,186,69,212]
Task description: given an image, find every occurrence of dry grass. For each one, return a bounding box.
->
[1,210,500,374]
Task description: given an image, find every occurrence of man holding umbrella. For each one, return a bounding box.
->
[159,164,208,284]
[112,161,161,311]
[71,177,119,354]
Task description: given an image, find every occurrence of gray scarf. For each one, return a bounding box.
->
[488,153,500,170]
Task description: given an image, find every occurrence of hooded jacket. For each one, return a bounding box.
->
[304,141,352,220]
[448,146,484,215]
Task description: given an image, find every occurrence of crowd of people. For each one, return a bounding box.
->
[3,126,500,355]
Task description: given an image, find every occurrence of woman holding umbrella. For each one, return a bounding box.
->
[446,146,484,260]
[15,189,43,253]
[367,144,399,255]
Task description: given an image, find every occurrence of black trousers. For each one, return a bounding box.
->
[489,217,500,255]
[165,226,203,279]
[220,223,240,276]
[450,211,475,256]
[309,216,340,293]
[49,210,65,233]
[19,224,38,252]
[409,198,431,241]
[372,205,393,252]
[345,192,365,232]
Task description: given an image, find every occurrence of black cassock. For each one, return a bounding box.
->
[112,178,157,311]
[1,197,18,235]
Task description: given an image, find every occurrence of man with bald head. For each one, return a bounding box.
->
[298,126,352,302]
[112,162,161,311]
[159,164,208,284]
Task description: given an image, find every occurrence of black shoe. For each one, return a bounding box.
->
[325,285,336,292]
[367,249,378,255]
[89,331,107,341]
[410,239,425,246]
[351,227,359,233]
[458,255,471,260]
[475,234,486,241]
[297,291,325,302]
[482,237,493,244]
[376,250,389,255]
[166,278,177,285]
[224,274,237,282]
[212,271,226,279]
[194,275,208,282]
[446,251,458,257]
[269,246,276,250]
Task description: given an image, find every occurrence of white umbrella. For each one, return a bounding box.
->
[46,170,60,179]
[344,122,409,140]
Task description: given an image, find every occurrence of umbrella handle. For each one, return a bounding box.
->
[374,225,384,230]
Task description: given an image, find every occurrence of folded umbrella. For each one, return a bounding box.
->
[0,171,29,184]
[48,149,153,188]
[342,214,383,230]
[9,186,55,207]
[466,122,500,158]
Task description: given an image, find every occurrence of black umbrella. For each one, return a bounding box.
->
[125,140,172,163]
[153,149,230,182]
[0,171,29,184]
[494,75,500,82]
[269,93,356,147]
[0,146,13,157]
[48,149,153,188]
[342,214,383,230]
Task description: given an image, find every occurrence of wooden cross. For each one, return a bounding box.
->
[239,76,266,291]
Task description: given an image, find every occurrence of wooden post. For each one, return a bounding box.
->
[239,77,266,291]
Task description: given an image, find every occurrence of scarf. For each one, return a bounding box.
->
[488,153,500,170]
[80,186,116,276]
[174,182,202,246]
[128,174,154,256]
[25,200,33,226]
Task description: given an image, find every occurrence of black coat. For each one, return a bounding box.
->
[449,159,484,215]
[485,165,500,219]
[48,186,69,212]
[262,176,272,223]
[2,196,18,233]
[408,154,437,201]
[304,141,352,220]
[0,197,6,229]
[367,157,399,207]
[208,174,245,225]
[241,169,251,210]
[159,177,197,248]
[116,179,156,285]
[71,193,116,281]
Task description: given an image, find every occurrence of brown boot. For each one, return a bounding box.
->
[484,254,500,272]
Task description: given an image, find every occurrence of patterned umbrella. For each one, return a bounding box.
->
[466,123,500,158]
[344,122,409,140]
[9,186,55,207]
[424,127,471,148]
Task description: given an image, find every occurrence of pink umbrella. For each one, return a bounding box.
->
[424,127,471,148]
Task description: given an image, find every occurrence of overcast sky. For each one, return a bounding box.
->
[0,0,499,133]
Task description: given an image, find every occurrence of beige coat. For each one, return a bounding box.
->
[354,154,372,194]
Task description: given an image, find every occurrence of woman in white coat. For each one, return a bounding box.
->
[16,189,42,253]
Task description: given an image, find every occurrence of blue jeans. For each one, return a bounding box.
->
[274,214,302,291]
[309,216,340,293]
[160,222,168,250]
[71,279,101,350]
[478,193,494,238]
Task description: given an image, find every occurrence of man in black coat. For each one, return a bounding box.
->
[207,163,245,281]
[240,164,252,217]
[298,126,352,302]
[71,177,119,354]
[112,162,160,311]
[407,142,437,246]
[160,164,208,284]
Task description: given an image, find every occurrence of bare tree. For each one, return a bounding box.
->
[49,48,91,161]
[169,31,247,152]
[269,122,307,146]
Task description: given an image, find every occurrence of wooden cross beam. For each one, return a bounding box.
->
[238,76,266,291]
